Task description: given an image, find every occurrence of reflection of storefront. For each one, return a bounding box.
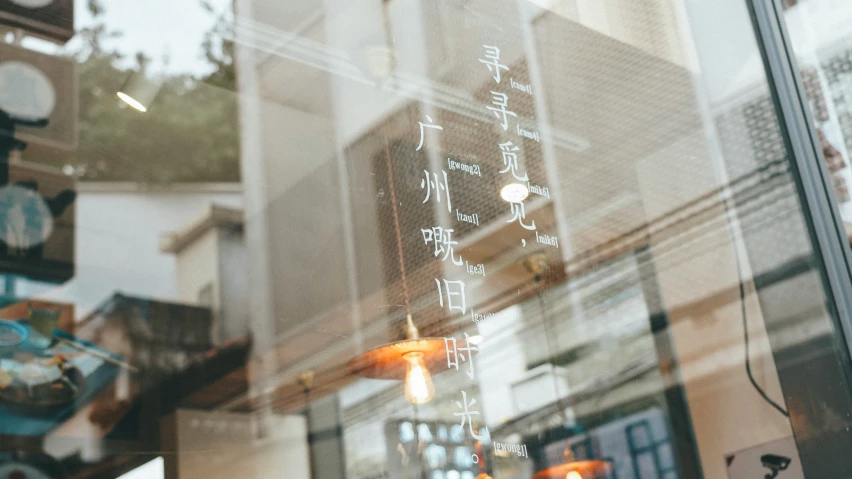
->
[226,0,852,476]
[386,420,480,479]
[0,294,252,479]
[7,0,852,478]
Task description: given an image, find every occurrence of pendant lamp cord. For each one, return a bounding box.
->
[384,136,411,317]
[721,188,790,418]
[535,275,570,427]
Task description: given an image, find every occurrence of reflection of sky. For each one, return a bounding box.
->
[24,0,230,76]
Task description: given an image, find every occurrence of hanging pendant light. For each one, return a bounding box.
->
[473,435,494,479]
[522,254,612,479]
[117,70,163,112]
[347,313,445,405]
[500,182,529,203]
[347,136,448,405]
[530,448,612,479]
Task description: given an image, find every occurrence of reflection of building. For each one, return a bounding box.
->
[76,294,217,377]
[160,204,248,344]
[226,0,852,478]
[229,2,767,479]
[385,419,478,479]
[46,293,253,478]
[2,0,849,478]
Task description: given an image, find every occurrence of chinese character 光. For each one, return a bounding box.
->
[436,278,466,314]
[454,390,488,440]
[486,91,516,131]
[422,226,463,266]
[479,45,509,84]
[445,333,478,380]
[508,202,536,231]
[421,169,452,213]
[416,115,443,151]
[498,141,528,181]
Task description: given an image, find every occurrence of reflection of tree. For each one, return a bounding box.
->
[67,0,239,183]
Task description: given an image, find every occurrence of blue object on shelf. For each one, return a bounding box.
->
[0,319,28,349]
[0,320,122,437]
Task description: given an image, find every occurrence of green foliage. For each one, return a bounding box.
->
[68,1,240,183]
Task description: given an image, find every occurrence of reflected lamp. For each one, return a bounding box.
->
[501,182,529,203]
[531,449,612,479]
[117,71,163,112]
[347,135,463,405]
[347,314,446,405]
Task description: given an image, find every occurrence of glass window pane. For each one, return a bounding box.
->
[0,0,848,478]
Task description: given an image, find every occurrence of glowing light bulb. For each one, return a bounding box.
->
[117,91,148,112]
[403,352,435,404]
[500,183,529,203]
[566,471,583,479]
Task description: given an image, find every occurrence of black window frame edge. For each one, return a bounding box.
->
[747,0,852,475]
[746,0,852,360]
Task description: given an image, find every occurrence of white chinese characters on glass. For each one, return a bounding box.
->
[422,226,463,266]
[445,333,478,380]
[508,202,536,231]
[421,169,452,213]
[479,45,508,84]
[416,114,443,151]
[454,390,488,441]
[486,91,516,131]
[498,141,528,181]
[436,278,466,314]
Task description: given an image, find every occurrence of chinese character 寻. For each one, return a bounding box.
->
[445,333,478,380]
[420,169,452,213]
[507,202,536,231]
[486,92,516,131]
[454,390,488,440]
[498,141,528,181]
[436,278,466,314]
[422,227,463,266]
[416,115,443,151]
[479,45,509,84]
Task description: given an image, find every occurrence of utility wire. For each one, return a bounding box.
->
[383,135,411,317]
[721,187,790,418]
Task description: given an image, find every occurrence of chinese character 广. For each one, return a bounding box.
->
[416,115,443,151]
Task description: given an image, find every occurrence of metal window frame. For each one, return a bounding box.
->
[746,0,852,369]
[746,0,852,476]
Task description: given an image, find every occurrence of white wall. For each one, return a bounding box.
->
[175,229,220,306]
[218,226,250,342]
[172,409,310,479]
[38,184,242,318]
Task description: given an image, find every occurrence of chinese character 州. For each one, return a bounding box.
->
[421,169,452,213]
[486,91,516,131]
[422,227,463,265]
[445,333,478,380]
[498,141,528,181]
[508,202,536,231]
[417,114,443,151]
[454,390,488,440]
[479,45,509,84]
[436,278,466,314]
